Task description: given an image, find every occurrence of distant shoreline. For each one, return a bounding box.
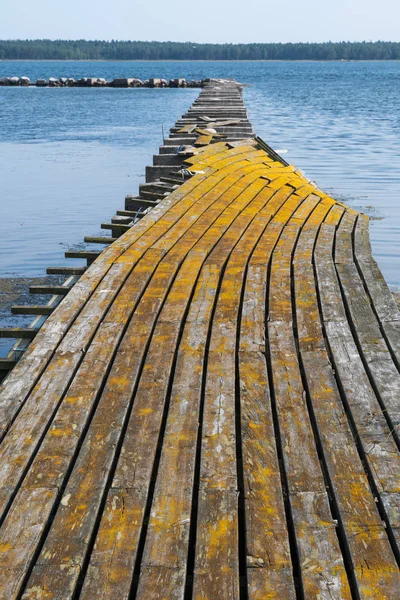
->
[2,40,399,61]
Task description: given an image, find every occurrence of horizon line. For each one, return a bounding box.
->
[1,38,400,45]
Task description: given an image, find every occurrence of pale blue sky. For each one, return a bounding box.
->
[1,0,399,42]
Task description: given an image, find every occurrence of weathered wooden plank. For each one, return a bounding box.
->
[29,285,71,295]
[268,195,352,598]
[194,134,213,146]
[335,213,400,429]
[239,350,297,600]
[46,266,86,275]
[315,218,400,562]
[354,214,400,359]
[0,328,38,339]
[294,204,400,596]
[194,488,240,600]
[11,305,55,316]
[83,235,117,244]
[0,358,17,371]
[178,123,197,133]
[64,250,101,261]
[230,187,299,598]
[100,223,131,233]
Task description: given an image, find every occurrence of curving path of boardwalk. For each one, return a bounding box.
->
[0,82,400,599]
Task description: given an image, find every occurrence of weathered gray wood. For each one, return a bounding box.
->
[65,250,101,260]
[315,218,400,561]
[11,305,54,316]
[267,194,352,598]
[124,196,159,211]
[0,358,17,370]
[335,213,400,432]
[46,266,86,275]
[83,235,117,244]
[29,285,72,295]
[354,214,400,360]
[239,186,299,599]
[296,204,400,596]
[0,328,38,339]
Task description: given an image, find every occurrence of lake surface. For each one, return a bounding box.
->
[1,60,399,289]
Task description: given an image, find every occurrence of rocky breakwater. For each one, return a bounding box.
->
[0,76,203,88]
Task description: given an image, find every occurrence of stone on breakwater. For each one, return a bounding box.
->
[1,76,205,88]
[77,77,92,86]
[111,78,134,87]
[77,77,108,87]
[149,78,169,87]
[170,78,187,87]
[111,78,144,87]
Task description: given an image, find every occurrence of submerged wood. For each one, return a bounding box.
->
[0,79,399,599]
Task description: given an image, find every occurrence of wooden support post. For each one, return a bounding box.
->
[65,251,101,260]
[0,328,38,339]
[29,285,72,295]
[0,358,17,371]
[11,305,54,316]
[46,266,87,276]
[83,236,117,244]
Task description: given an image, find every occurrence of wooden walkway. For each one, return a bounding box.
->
[1,81,400,599]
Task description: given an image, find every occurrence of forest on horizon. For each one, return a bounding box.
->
[1,39,400,60]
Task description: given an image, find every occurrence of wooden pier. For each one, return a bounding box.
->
[0,80,400,599]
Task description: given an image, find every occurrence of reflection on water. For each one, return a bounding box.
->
[0,60,399,288]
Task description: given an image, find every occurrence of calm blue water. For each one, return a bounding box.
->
[1,60,399,288]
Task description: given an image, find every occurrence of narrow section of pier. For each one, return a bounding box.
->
[0,81,400,599]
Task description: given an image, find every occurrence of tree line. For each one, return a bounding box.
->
[1,40,400,61]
